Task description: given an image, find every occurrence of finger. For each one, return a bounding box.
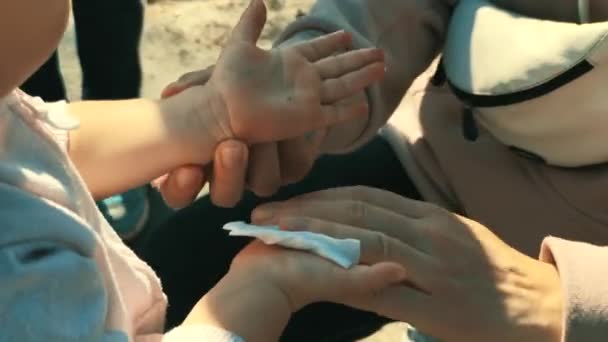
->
[277,131,325,185]
[161,67,215,99]
[247,143,281,197]
[210,140,249,208]
[177,66,214,84]
[159,166,207,209]
[228,0,267,44]
[161,83,189,99]
[259,186,433,219]
[321,62,385,103]
[292,30,352,62]
[277,216,433,286]
[315,48,384,79]
[252,199,423,248]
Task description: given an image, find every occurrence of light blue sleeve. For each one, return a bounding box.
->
[0,184,128,342]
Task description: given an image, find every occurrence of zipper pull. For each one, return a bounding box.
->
[462,105,479,141]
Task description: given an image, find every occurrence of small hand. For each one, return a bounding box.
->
[155,0,382,206]
[183,241,405,342]
[253,187,564,342]
[154,67,251,208]
[204,0,384,143]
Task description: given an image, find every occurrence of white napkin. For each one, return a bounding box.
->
[223,221,361,269]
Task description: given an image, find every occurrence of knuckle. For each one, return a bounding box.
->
[372,232,395,260]
[349,200,367,222]
[285,216,317,232]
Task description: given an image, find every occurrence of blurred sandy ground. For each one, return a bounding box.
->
[58,1,405,340]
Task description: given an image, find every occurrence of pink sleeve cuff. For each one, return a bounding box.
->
[540,237,608,341]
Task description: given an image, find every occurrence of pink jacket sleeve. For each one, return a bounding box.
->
[540,237,608,341]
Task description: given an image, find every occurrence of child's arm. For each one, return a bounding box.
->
[67,94,216,199]
[175,241,405,342]
[67,0,385,200]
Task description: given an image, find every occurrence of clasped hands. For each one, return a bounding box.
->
[154,0,380,208]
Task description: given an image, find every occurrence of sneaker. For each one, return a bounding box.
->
[98,186,150,240]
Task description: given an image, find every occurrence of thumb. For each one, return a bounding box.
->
[228,0,267,44]
[158,166,207,209]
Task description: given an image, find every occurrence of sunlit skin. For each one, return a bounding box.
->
[0,1,404,341]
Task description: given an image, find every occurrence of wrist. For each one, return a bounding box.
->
[159,84,229,166]
[184,270,292,342]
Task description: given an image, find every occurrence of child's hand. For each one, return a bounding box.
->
[202,0,384,143]
[183,241,405,342]
[230,241,405,311]
[155,0,384,207]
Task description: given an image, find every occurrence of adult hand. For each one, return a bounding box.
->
[252,186,564,342]
[154,67,250,209]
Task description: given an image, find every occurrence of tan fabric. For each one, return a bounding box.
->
[278,0,608,339]
[385,62,608,256]
[443,0,608,167]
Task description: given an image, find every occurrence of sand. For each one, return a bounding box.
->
[59,0,314,100]
[58,1,405,340]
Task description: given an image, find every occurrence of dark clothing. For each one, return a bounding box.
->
[137,136,421,341]
[21,0,144,101]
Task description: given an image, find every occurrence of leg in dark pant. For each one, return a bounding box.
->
[20,52,67,102]
[21,0,143,102]
[72,0,144,100]
[136,136,421,341]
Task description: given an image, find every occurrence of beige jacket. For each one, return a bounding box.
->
[277,1,608,340]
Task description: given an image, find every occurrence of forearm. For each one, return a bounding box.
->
[67,93,214,199]
[182,272,291,342]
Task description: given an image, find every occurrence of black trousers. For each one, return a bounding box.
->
[21,0,144,101]
[136,137,421,341]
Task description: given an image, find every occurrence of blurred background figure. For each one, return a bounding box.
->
[22,0,147,240]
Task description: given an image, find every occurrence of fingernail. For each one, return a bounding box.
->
[221,146,244,169]
[252,207,274,223]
